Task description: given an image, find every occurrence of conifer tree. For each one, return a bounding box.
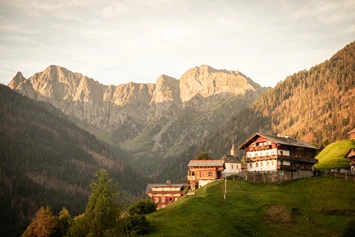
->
[67,170,122,237]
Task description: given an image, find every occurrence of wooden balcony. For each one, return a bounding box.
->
[187,176,195,181]
[246,155,277,162]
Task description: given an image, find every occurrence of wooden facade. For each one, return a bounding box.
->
[345,148,355,172]
[146,182,185,209]
[187,160,224,190]
[238,133,319,177]
[347,128,355,139]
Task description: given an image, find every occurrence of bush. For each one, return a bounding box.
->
[343,219,355,237]
[128,199,157,215]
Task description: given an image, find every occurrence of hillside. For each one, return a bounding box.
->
[8,65,268,176]
[315,140,355,170]
[147,177,355,237]
[0,85,148,236]
[157,41,355,182]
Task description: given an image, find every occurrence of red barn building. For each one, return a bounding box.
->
[146,181,185,209]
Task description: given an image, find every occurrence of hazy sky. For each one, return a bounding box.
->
[1,0,355,87]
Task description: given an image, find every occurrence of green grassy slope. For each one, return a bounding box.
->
[147,177,355,237]
[315,140,355,170]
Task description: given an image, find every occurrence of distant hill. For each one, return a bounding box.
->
[8,65,268,176]
[315,140,355,170]
[0,85,147,236]
[148,177,355,237]
[157,41,355,182]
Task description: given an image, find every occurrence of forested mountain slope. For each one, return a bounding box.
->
[0,85,147,236]
[157,41,355,182]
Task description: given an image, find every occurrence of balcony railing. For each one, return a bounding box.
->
[246,155,317,163]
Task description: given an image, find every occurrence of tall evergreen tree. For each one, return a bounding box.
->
[67,170,122,237]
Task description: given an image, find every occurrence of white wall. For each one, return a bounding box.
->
[248,159,277,172]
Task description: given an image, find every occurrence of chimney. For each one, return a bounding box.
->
[166,180,171,186]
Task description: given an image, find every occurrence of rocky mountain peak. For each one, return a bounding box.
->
[179,65,260,102]
[8,71,26,88]
[151,74,180,104]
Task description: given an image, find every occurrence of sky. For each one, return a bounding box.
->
[1,0,355,87]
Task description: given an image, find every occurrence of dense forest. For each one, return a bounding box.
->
[0,85,148,236]
[157,41,355,182]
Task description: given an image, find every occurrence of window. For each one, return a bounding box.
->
[267,161,269,166]
[154,198,159,203]
[236,165,239,169]
[191,171,195,176]
[272,160,274,166]
[250,163,253,168]
[208,172,212,176]
[231,165,234,169]
[256,163,259,167]
[161,197,165,202]
[255,153,258,157]
[260,162,263,167]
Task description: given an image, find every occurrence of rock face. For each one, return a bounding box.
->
[9,64,268,175]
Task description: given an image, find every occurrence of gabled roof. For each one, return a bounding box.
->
[238,133,319,150]
[220,154,241,163]
[345,148,355,158]
[347,128,355,134]
[188,160,224,167]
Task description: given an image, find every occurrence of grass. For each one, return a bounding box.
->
[315,139,355,170]
[147,177,355,237]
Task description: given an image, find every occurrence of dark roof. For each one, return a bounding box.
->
[188,160,224,167]
[347,128,355,134]
[238,133,319,150]
[345,148,355,158]
[220,155,241,163]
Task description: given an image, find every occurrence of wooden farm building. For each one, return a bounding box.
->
[146,181,186,209]
[345,148,355,173]
[347,128,355,139]
[238,133,319,179]
[187,160,224,190]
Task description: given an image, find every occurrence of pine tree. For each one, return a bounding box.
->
[67,170,122,237]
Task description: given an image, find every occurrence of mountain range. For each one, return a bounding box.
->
[9,64,268,176]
